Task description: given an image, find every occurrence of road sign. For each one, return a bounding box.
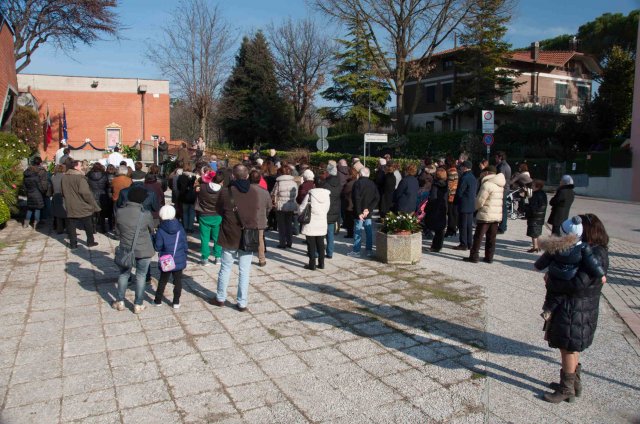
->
[483,134,494,146]
[316,139,329,152]
[364,133,388,143]
[482,110,494,134]
[315,126,328,139]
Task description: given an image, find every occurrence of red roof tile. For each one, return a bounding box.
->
[510,51,576,66]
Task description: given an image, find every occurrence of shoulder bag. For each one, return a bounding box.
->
[159,232,180,272]
[228,187,259,252]
[114,211,144,269]
[298,202,312,224]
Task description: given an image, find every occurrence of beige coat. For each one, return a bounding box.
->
[271,175,298,212]
[475,173,505,223]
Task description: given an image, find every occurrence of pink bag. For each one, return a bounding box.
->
[159,233,179,272]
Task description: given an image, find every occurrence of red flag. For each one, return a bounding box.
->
[44,105,52,148]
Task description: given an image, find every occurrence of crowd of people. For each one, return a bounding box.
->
[20,141,609,404]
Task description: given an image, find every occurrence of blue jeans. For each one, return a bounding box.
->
[117,257,151,305]
[216,248,253,308]
[182,204,195,231]
[25,208,41,223]
[353,218,373,252]
[499,196,508,232]
[326,223,335,257]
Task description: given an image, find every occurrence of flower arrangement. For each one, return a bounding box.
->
[380,211,422,234]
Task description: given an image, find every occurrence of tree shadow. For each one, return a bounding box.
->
[284,280,640,396]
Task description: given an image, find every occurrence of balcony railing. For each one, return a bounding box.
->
[499,94,586,115]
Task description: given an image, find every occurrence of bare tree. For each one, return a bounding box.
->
[148,0,233,142]
[1,0,122,72]
[268,18,334,133]
[313,0,475,134]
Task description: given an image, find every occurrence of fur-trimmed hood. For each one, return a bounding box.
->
[539,233,579,254]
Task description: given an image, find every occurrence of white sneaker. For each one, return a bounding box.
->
[346,251,360,258]
[112,301,125,311]
[172,303,180,309]
[133,304,145,314]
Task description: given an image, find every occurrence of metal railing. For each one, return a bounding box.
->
[500,94,586,114]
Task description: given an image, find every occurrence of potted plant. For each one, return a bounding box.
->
[376,212,423,264]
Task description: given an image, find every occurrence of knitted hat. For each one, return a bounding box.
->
[127,186,147,204]
[159,205,176,220]
[560,175,574,186]
[561,216,583,239]
[201,170,216,184]
[302,169,315,181]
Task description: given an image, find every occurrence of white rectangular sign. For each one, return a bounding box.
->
[482,110,494,134]
[364,133,388,143]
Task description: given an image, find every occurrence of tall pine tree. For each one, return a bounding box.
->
[320,18,390,131]
[219,31,292,148]
[450,0,521,128]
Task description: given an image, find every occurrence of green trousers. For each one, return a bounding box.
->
[199,215,222,260]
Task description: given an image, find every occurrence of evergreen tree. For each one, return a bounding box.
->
[591,45,635,137]
[320,18,390,131]
[219,31,292,148]
[450,0,521,127]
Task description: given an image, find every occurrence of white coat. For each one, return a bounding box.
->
[272,175,298,212]
[475,173,506,223]
[299,188,330,236]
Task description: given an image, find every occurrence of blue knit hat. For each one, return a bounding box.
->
[561,216,583,239]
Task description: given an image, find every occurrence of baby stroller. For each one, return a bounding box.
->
[506,188,526,220]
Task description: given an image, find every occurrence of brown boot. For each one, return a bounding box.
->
[544,371,576,403]
[550,363,582,397]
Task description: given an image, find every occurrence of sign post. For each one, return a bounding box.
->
[315,126,329,152]
[482,110,494,134]
[483,133,494,160]
[363,133,388,166]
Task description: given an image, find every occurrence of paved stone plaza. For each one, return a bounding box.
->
[0,210,638,423]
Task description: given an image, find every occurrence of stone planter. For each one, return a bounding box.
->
[375,231,422,264]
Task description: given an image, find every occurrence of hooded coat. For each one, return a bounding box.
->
[155,219,189,271]
[320,175,341,224]
[475,173,505,223]
[337,165,349,187]
[87,170,111,210]
[299,188,330,236]
[547,184,575,227]
[379,173,396,216]
[393,175,419,213]
[115,202,155,259]
[424,179,448,231]
[546,245,608,352]
[272,175,298,212]
[23,166,48,209]
[195,181,222,215]
[535,234,605,281]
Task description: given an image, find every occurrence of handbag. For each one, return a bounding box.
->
[228,187,259,252]
[114,211,144,269]
[298,202,312,224]
[159,232,180,272]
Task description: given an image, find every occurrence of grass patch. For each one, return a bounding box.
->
[267,328,284,339]
[471,371,487,380]
[422,286,471,303]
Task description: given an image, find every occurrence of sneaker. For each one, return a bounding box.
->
[212,258,218,265]
[346,251,360,258]
[366,250,374,257]
[153,301,162,306]
[112,301,125,311]
[133,304,145,314]
[200,260,210,267]
[172,303,180,309]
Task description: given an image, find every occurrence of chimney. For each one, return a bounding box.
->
[531,41,539,61]
[570,36,578,51]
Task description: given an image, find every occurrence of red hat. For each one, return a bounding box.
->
[202,170,216,183]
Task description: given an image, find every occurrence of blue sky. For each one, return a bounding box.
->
[22,0,640,81]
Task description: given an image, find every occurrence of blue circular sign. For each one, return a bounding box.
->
[483,134,494,146]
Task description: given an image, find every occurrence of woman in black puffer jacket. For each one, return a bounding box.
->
[22,157,49,229]
[87,162,111,233]
[542,213,608,404]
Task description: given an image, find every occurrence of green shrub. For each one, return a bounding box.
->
[0,133,26,213]
[10,106,42,154]
[0,198,10,225]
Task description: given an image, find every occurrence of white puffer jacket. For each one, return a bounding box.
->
[475,173,506,223]
[299,188,330,236]
[272,175,298,212]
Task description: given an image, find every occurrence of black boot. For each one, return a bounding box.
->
[550,363,582,397]
[544,371,576,403]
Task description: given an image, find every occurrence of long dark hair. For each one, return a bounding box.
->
[580,213,609,249]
